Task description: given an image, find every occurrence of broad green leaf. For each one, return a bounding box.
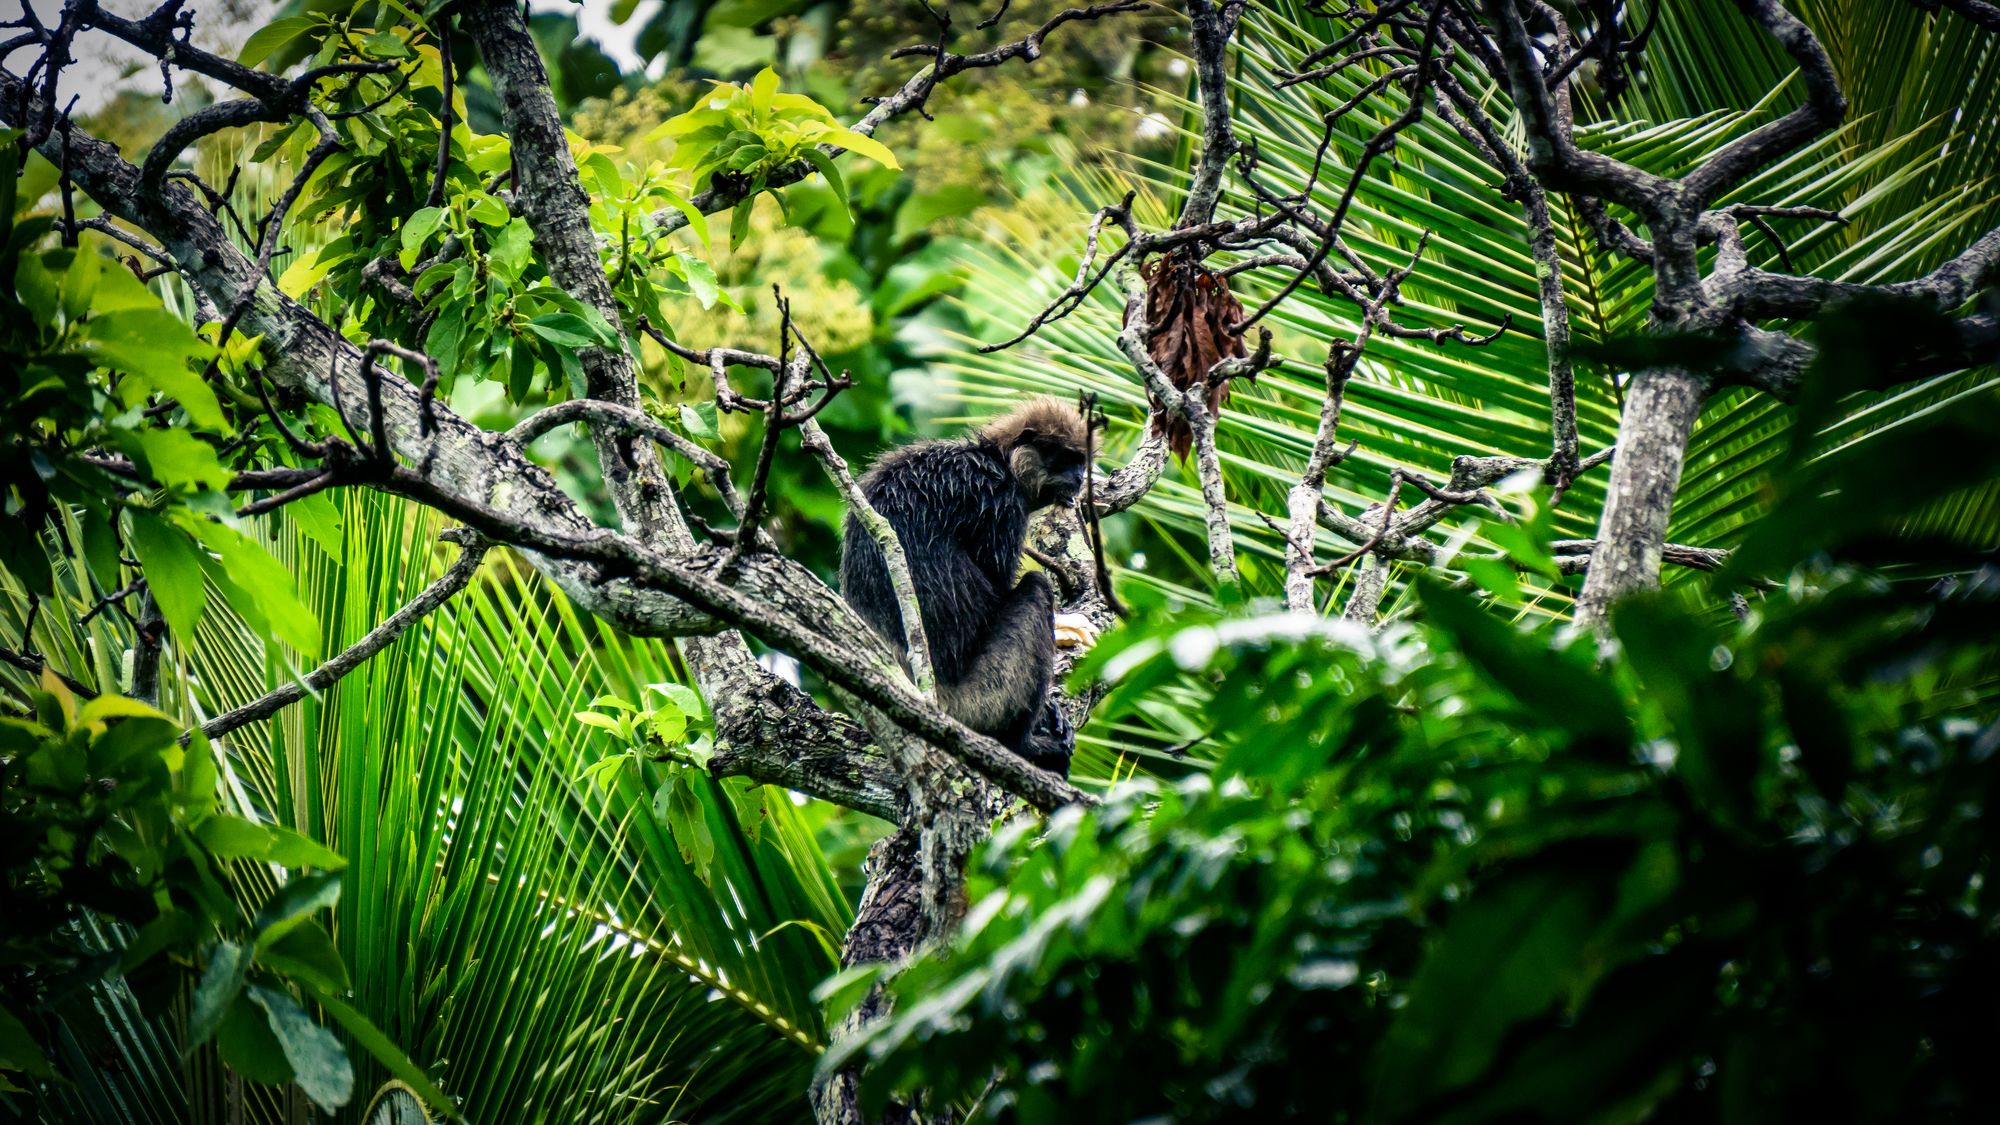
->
[123,428,232,493]
[362,30,408,58]
[190,520,320,656]
[0,1003,55,1078]
[188,941,252,1048]
[77,694,168,725]
[646,681,704,717]
[817,128,900,170]
[425,300,465,380]
[1373,863,1621,1114]
[299,984,459,1120]
[398,206,445,269]
[1418,582,1630,747]
[247,985,353,1112]
[199,815,347,870]
[288,491,345,559]
[253,871,342,950]
[646,106,729,142]
[259,921,352,995]
[750,66,779,116]
[523,313,604,349]
[678,253,720,309]
[58,243,100,321]
[466,192,510,227]
[802,147,850,223]
[656,188,711,245]
[277,245,338,298]
[84,310,223,430]
[239,16,319,66]
[79,507,122,593]
[488,218,532,282]
[127,512,206,640]
[217,992,293,1086]
[507,342,537,401]
[679,401,718,440]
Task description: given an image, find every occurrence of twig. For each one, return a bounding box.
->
[800,418,937,697]
[507,398,745,517]
[200,529,488,740]
[428,11,454,209]
[1076,392,1125,617]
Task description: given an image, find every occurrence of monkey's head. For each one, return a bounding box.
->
[981,398,1092,510]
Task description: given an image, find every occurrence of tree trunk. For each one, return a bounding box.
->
[1574,366,1708,625]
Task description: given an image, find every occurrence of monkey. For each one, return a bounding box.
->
[839,398,1091,774]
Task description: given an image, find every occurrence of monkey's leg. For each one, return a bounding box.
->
[937,571,1057,744]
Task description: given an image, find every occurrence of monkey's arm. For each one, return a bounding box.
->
[937,570,1057,740]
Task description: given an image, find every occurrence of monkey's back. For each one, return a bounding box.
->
[839,438,1030,680]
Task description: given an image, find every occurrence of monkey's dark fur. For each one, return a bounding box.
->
[840,399,1090,774]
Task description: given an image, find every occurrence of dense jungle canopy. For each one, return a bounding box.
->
[2,0,1998,1122]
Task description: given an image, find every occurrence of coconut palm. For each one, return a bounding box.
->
[5,492,847,1123]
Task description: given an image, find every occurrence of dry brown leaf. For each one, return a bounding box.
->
[1126,253,1251,460]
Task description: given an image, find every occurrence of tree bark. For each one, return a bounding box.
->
[1574,366,1707,624]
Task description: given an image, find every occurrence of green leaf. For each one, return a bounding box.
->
[59,244,100,321]
[253,870,342,950]
[508,341,537,401]
[80,507,122,593]
[289,491,345,559]
[678,253,721,309]
[217,992,293,1086]
[190,520,320,656]
[817,128,900,170]
[425,300,465,381]
[84,310,223,430]
[749,66,780,117]
[398,206,445,269]
[123,428,232,493]
[1418,581,1630,747]
[189,941,252,1048]
[466,192,510,227]
[802,148,850,223]
[199,815,346,870]
[239,16,319,66]
[679,401,719,440]
[729,196,754,250]
[658,773,716,881]
[1374,862,1620,1114]
[91,715,178,775]
[525,285,621,345]
[127,512,206,640]
[655,188,710,245]
[259,921,352,995]
[0,1003,55,1079]
[489,218,533,282]
[523,313,604,349]
[647,105,729,142]
[299,983,458,1120]
[246,985,354,1112]
[277,245,339,298]
[362,30,409,58]
[646,681,704,717]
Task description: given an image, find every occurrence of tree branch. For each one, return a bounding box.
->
[200,529,488,740]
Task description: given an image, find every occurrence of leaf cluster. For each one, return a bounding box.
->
[829,338,2000,1121]
[0,678,450,1117]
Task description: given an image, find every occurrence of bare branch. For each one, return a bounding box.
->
[507,399,745,517]
[200,529,489,741]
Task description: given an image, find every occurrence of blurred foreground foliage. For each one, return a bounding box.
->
[824,303,2000,1123]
